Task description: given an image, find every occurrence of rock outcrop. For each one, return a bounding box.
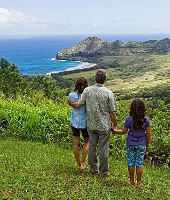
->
[56,37,170,63]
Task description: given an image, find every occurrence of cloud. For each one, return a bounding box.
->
[110,17,170,33]
[86,21,97,28]
[75,21,97,30]
[0,7,47,26]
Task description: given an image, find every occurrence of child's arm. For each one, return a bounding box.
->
[112,127,128,135]
[146,126,151,150]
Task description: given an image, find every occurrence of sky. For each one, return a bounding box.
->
[0,0,170,36]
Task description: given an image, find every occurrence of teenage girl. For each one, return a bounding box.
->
[69,77,89,170]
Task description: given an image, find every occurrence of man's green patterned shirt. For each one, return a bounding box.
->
[78,83,118,131]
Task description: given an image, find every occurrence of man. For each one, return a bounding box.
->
[69,69,118,177]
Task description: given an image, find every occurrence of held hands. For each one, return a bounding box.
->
[111,126,117,134]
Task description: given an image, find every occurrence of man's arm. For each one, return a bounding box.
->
[68,98,81,108]
[110,111,117,129]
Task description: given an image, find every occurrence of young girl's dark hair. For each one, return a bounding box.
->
[130,98,147,130]
[74,77,88,96]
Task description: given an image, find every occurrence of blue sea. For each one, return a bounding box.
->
[0,34,170,75]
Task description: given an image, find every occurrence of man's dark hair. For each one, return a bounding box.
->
[95,69,106,84]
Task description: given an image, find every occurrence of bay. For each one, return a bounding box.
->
[0,34,170,75]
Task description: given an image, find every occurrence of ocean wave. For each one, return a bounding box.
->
[58,59,68,62]
[66,62,90,71]
[45,62,91,75]
[50,58,56,60]
[50,58,69,61]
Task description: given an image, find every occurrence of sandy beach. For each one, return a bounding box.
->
[85,63,97,69]
[46,63,97,76]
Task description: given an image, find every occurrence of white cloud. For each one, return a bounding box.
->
[0,7,47,26]
[86,21,97,28]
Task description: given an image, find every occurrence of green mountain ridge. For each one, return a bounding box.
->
[56,37,170,63]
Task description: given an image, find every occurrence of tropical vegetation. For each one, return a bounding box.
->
[0,57,169,199]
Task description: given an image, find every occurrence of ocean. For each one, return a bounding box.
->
[0,34,170,75]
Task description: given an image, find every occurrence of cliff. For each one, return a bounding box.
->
[56,37,170,63]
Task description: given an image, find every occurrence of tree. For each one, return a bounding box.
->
[29,75,70,101]
[0,58,28,98]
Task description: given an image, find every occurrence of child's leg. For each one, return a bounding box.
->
[135,145,146,186]
[136,166,143,182]
[126,146,136,184]
[73,137,81,167]
[81,129,89,169]
[81,137,89,169]
[128,166,135,184]
[72,127,81,167]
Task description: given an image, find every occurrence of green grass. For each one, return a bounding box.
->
[0,139,169,200]
[61,54,170,93]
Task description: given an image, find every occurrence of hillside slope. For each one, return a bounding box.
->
[60,54,170,98]
[0,139,169,199]
[56,37,170,63]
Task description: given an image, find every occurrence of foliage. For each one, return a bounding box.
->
[119,83,170,101]
[0,98,72,144]
[0,58,28,98]
[50,73,73,88]
[0,96,169,165]
[55,54,170,96]
[0,59,70,103]
[109,100,130,157]
[0,58,169,165]
[109,99,170,165]
[146,99,170,165]
[27,75,71,102]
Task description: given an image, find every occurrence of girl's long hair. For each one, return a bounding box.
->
[74,77,88,96]
[130,98,147,130]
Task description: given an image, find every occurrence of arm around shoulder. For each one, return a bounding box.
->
[68,93,81,108]
[69,101,81,108]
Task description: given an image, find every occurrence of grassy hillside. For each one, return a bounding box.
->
[0,56,170,199]
[61,54,170,95]
[0,139,169,200]
[0,96,169,165]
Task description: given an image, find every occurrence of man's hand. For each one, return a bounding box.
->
[111,127,117,134]
[68,100,81,108]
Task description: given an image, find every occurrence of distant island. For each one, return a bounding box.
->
[56,37,170,64]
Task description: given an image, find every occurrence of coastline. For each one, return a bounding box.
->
[2,34,170,76]
[46,62,97,76]
[84,63,97,69]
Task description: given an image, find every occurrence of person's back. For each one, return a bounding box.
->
[76,69,118,176]
[113,98,151,187]
[69,90,87,129]
[69,77,89,170]
[82,83,117,131]
[125,115,150,146]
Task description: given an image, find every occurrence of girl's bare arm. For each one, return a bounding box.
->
[112,127,128,135]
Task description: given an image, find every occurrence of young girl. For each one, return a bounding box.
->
[112,98,151,187]
[69,77,89,170]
